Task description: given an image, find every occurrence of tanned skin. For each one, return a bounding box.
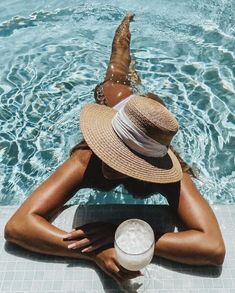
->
[4,14,225,283]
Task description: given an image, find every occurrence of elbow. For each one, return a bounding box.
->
[206,238,226,266]
[210,242,226,266]
[4,216,26,244]
[4,219,17,243]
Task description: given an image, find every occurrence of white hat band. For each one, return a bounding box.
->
[112,96,168,158]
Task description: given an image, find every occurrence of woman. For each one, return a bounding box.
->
[4,14,225,283]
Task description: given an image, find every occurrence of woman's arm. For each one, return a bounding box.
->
[154,173,226,266]
[4,149,93,261]
[4,149,142,282]
[78,173,225,267]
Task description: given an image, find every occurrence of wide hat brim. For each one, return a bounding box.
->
[80,103,183,184]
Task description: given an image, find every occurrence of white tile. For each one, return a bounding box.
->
[0,205,235,293]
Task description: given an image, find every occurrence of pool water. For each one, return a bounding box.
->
[0,0,234,205]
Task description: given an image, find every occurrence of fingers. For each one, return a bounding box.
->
[81,236,113,253]
[97,251,141,283]
[67,237,91,250]
[65,233,113,252]
[63,229,86,240]
[66,234,103,250]
[115,260,142,280]
[63,222,116,253]
[63,222,114,240]
[112,267,142,283]
[94,247,142,285]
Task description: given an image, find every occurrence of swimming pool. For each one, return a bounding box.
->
[0,0,234,205]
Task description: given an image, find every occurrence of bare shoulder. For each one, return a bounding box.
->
[7,149,94,218]
[162,173,205,211]
[180,173,202,199]
[70,148,93,169]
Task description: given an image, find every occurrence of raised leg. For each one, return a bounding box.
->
[94,14,135,107]
[105,13,134,83]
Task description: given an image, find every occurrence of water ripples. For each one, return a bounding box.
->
[0,0,234,205]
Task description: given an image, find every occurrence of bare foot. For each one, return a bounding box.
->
[126,12,135,22]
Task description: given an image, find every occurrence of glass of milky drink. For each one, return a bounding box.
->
[114,219,155,292]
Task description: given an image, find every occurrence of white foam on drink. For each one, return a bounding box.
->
[116,221,153,254]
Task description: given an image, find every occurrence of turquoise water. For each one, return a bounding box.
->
[0,0,234,205]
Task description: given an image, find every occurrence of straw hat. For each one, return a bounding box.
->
[80,95,182,183]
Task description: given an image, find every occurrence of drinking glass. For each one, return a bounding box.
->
[114,219,155,292]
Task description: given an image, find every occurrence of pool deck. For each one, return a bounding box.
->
[1,204,235,293]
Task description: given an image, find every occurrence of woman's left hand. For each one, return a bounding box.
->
[63,222,117,253]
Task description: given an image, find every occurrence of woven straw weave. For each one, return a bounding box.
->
[80,96,182,184]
